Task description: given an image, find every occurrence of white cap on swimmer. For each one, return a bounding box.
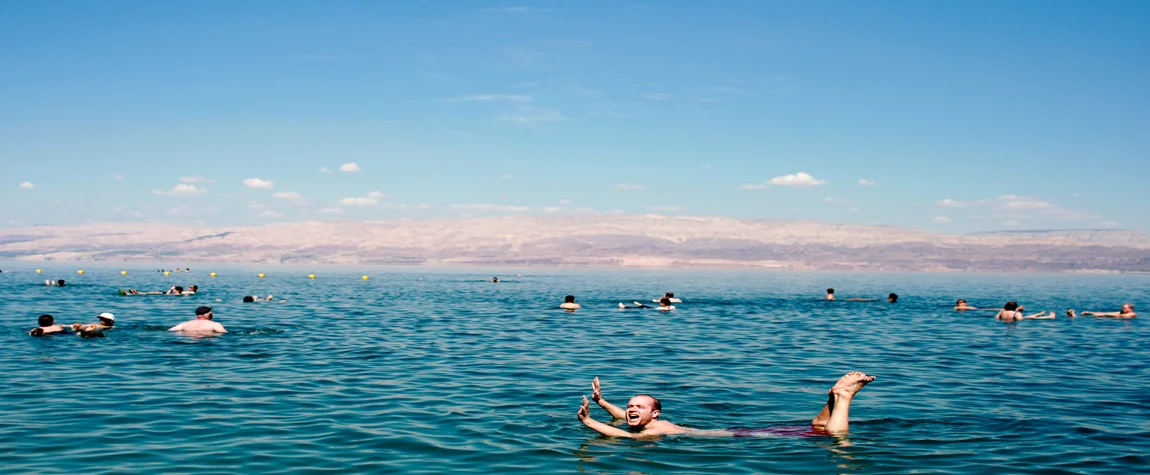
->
[98,312,115,321]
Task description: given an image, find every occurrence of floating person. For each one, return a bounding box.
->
[578,372,876,438]
[165,286,185,295]
[29,314,66,336]
[242,295,284,302]
[619,301,651,309]
[654,292,682,304]
[71,312,115,332]
[619,297,674,311]
[994,302,1052,321]
[888,293,898,303]
[1083,304,1137,319]
[954,299,978,311]
[1066,309,1077,318]
[46,279,66,287]
[657,296,675,311]
[825,288,835,301]
[168,306,227,333]
[560,295,582,310]
[182,285,198,295]
[492,277,500,283]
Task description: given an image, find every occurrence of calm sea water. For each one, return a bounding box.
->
[1,262,1147,474]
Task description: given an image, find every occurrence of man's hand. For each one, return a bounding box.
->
[578,396,590,421]
[592,377,602,402]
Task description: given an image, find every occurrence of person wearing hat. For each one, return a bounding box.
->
[168,306,227,333]
[71,312,116,333]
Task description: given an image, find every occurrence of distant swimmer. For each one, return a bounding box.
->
[825,288,835,301]
[165,286,184,295]
[242,295,282,302]
[657,297,675,311]
[1066,309,1076,318]
[169,306,227,333]
[994,302,1052,321]
[182,285,198,295]
[560,295,582,310]
[619,301,652,309]
[46,279,66,287]
[578,372,876,438]
[653,292,682,304]
[1083,304,1137,319]
[30,314,67,336]
[887,293,898,303]
[492,277,500,283]
[72,312,115,333]
[954,299,977,311]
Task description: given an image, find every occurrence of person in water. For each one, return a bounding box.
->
[492,277,500,283]
[1066,309,1077,318]
[560,295,581,310]
[825,288,835,301]
[30,314,66,335]
[46,279,66,287]
[168,306,227,333]
[887,293,898,303]
[657,296,675,311]
[578,372,876,438]
[182,285,198,295]
[242,295,278,302]
[659,292,682,303]
[954,299,978,311]
[1083,304,1137,319]
[994,302,1053,321]
[72,312,115,332]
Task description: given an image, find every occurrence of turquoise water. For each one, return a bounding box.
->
[1,263,1147,474]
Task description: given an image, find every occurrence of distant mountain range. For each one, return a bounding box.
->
[2,216,1149,272]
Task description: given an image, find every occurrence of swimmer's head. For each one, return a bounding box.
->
[826,288,834,294]
[1122,303,1135,313]
[1004,301,1019,311]
[956,299,967,305]
[492,277,499,282]
[625,394,662,426]
[565,295,576,303]
[659,297,671,307]
[189,285,198,292]
[665,292,674,298]
[174,286,184,293]
[38,314,54,327]
[98,312,115,326]
[888,293,898,302]
[242,296,255,303]
[57,279,66,286]
[195,306,213,319]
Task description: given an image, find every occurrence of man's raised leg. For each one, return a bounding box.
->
[822,372,875,434]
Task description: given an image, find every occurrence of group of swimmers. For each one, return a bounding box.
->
[825,288,898,302]
[120,285,198,295]
[558,292,681,312]
[29,305,227,337]
[954,299,1137,320]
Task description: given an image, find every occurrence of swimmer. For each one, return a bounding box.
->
[560,295,582,310]
[654,292,682,304]
[657,296,675,311]
[825,288,835,301]
[1083,304,1137,319]
[887,293,898,303]
[182,285,198,295]
[492,277,500,283]
[954,299,978,311]
[165,286,184,295]
[168,306,227,333]
[994,302,1050,321]
[121,288,165,295]
[242,295,278,302]
[71,312,115,332]
[618,301,653,309]
[578,372,876,438]
[1066,309,1076,318]
[30,314,66,335]
[46,279,66,287]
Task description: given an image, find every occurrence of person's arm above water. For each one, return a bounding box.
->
[1084,311,1136,318]
[591,377,626,419]
[578,396,635,438]
[1025,311,1055,319]
[167,322,186,331]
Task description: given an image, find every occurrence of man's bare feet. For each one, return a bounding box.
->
[830,371,875,399]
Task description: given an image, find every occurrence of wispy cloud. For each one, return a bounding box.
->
[109,206,146,219]
[318,207,345,214]
[18,181,34,189]
[242,178,274,189]
[1099,220,1120,227]
[339,191,389,206]
[339,162,361,173]
[319,166,332,173]
[113,175,124,181]
[500,174,513,180]
[440,94,534,103]
[557,199,571,205]
[481,6,550,13]
[614,183,647,191]
[153,184,205,197]
[451,203,530,212]
[643,93,674,101]
[273,191,309,206]
[821,196,847,204]
[933,216,952,223]
[498,106,568,125]
[938,195,1096,220]
[258,210,284,218]
[742,172,826,189]
[503,46,543,65]
[651,205,685,211]
[180,175,212,184]
[858,179,876,186]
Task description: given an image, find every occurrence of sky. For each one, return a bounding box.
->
[2,1,1148,233]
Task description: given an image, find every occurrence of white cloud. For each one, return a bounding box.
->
[858,179,876,186]
[557,199,572,205]
[651,205,685,211]
[339,191,390,206]
[258,210,284,218]
[242,178,274,189]
[767,172,826,187]
[739,183,768,190]
[113,175,124,181]
[1002,220,1021,226]
[614,183,647,191]
[273,191,309,206]
[1070,192,1081,197]
[109,206,145,218]
[319,207,346,214]
[643,93,674,101]
[941,195,1095,220]
[451,203,531,212]
[1099,220,1120,227]
[339,162,361,173]
[319,166,332,173]
[933,216,952,223]
[18,181,34,189]
[248,201,268,211]
[481,6,550,13]
[500,174,513,180]
[153,184,205,197]
[937,198,968,208]
[167,207,193,216]
[180,175,212,184]
[498,106,568,125]
[821,196,847,204]
[702,164,711,169]
[440,94,534,103]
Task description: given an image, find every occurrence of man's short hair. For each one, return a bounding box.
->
[826,288,834,294]
[659,297,671,306]
[636,394,662,413]
[174,286,184,292]
[57,279,66,286]
[888,293,898,302]
[38,314,54,326]
[195,306,213,316]
[665,292,674,298]
[243,296,255,303]
[565,295,575,303]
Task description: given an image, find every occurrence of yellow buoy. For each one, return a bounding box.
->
[308,274,316,279]
[121,271,127,275]
[163,271,170,276]
[362,275,369,280]
[210,272,217,277]
[77,270,84,275]
[36,269,42,274]
[258,273,266,278]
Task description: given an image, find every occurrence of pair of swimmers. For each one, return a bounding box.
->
[121,285,197,296]
[28,313,115,337]
[956,300,1136,320]
[559,292,680,311]
[46,279,66,286]
[825,289,898,303]
[578,372,876,438]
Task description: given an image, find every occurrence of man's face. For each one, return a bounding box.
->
[625,396,660,427]
[1122,304,1134,313]
[98,317,113,326]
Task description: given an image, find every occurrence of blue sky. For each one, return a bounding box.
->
[2,1,1147,233]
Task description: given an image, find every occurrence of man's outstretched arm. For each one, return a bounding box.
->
[591,377,627,419]
[578,396,634,438]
